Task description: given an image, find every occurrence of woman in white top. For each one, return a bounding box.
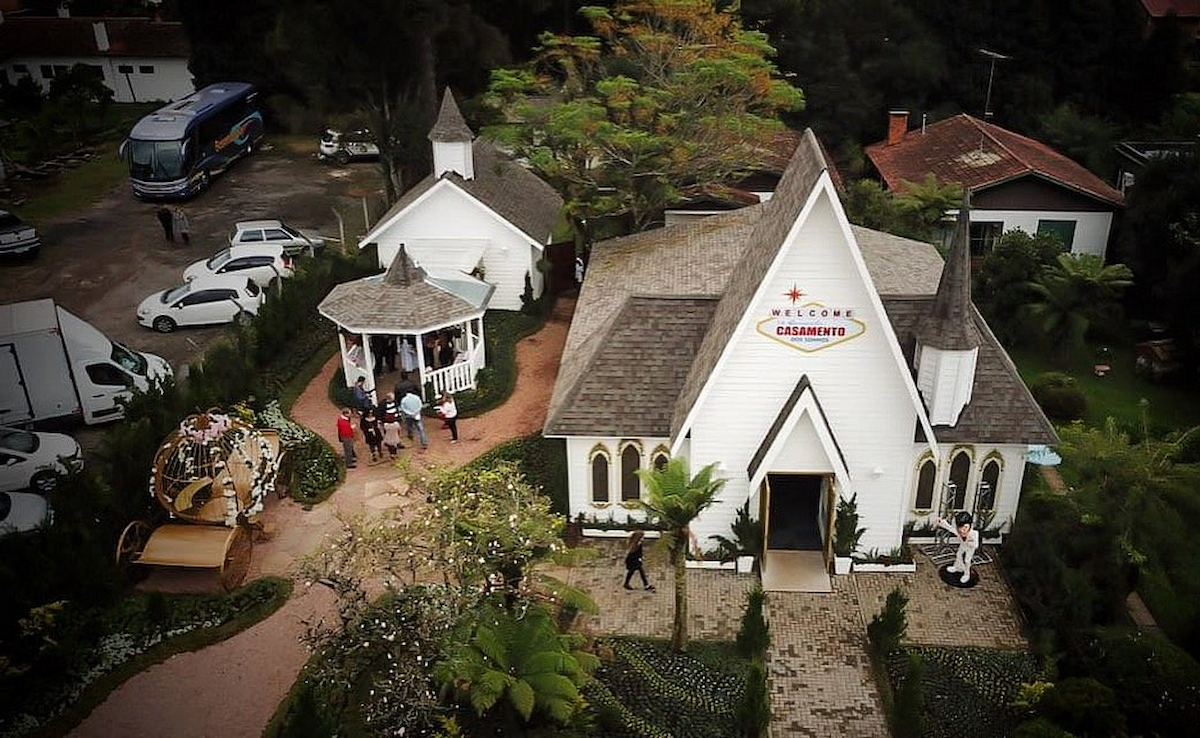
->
[437,391,459,442]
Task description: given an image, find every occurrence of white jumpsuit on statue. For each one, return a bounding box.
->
[937,518,979,583]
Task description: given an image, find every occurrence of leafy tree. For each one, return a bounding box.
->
[47,64,114,143]
[974,229,1066,346]
[840,176,959,243]
[484,0,804,234]
[1023,253,1133,365]
[433,603,599,735]
[636,456,726,651]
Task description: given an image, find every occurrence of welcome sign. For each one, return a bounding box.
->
[756,284,865,353]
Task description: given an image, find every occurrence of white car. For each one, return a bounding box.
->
[0,491,51,538]
[183,243,294,288]
[137,275,265,333]
[229,220,325,256]
[319,128,380,164]
[0,427,82,494]
[0,209,41,258]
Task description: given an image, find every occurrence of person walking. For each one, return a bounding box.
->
[437,391,459,443]
[623,531,654,591]
[381,398,404,459]
[360,408,384,462]
[173,207,190,244]
[399,390,427,450]
[156,206,174,242]
[336,407,357,468]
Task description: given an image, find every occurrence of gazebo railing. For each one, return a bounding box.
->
[423,343,481,397]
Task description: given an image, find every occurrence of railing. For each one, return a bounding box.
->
[422,343,482,397]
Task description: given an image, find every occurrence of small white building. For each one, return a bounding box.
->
[357,90,563,312]
[0,16,193,104]
[545,130,1057,588]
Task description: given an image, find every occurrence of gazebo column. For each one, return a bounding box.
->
[416,331,429,400]
[360,334,377,405]
[465,319,476,363]
[477,316,487,368]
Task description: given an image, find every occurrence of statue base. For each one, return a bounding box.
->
[939,564,980,589]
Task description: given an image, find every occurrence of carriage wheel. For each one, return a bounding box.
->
[219,526,254,591]
[116,520,152,569]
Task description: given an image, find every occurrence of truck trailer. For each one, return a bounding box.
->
[1,299,172,426]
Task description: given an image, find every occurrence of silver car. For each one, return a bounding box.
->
[229,220,325,256]
[0,210,41,257]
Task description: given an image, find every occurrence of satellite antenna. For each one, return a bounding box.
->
[978,48,1012,120]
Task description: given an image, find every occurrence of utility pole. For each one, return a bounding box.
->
[978,48,1012,120]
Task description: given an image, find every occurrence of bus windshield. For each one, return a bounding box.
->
[128,139,187,181]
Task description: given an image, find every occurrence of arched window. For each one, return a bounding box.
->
[978,458,1001,512]
[621,443,642,501]
[652,445,670,472]
[590,447,610,504]
[914,457,937,511]
[948,450,971,510]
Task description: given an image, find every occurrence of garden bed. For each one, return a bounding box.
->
[587,638,750,738]
[885,645,1037,738]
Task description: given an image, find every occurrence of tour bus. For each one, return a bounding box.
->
[120,82,264,199]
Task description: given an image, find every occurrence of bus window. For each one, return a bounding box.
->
[128,140,186,181]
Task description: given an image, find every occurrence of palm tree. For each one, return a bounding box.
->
[637,457,727,652]
[1024,253,1133,365]
[433,604,599,736]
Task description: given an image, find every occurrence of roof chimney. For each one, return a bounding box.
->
[93,21,110,52]
[887,110,909,146]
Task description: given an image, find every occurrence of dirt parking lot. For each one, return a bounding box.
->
[1,141,383,370]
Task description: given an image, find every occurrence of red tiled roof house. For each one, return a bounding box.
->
[865,112,1124,259]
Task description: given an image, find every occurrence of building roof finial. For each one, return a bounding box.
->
[916,193,981,350]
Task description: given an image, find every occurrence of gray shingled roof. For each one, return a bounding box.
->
[885,298,1058,444]
[319,253,489,333]
[428,89,474,142]
[851,225,943,296]
[915,202,981,350]
[549,297,718,436]
[668,129,830,438]
[544,206,762,435]
[368,138,563,248]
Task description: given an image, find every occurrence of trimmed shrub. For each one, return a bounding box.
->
[893,652,925,738]
[736,587,770,659]
[1029,372,1087,422]
[734,660,770,738]
[1037,677,1124,738]
[1082,627,1200,736]
[868,587,909,657]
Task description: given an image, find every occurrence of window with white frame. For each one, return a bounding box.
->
[589,446,610,505]
[977,457,1001,512]
[913,456,937,511]
[620,442,642,501]
[948,449,971,510]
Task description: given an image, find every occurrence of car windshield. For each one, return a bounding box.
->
[111,342,148,376]
[0,428,39,454]
[206,248,232,270]
[128,138,187,182]
[0,213,22,229]
[162,283,191,303]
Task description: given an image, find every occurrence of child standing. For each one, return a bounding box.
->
[437,391,459,443]
[360,408,384,462]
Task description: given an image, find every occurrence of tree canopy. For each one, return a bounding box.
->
[484,0,804,234]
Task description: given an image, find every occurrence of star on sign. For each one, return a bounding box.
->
[784,284,804,304]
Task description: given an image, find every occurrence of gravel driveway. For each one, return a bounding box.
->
[1,142,383,371]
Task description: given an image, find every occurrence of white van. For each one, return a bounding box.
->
[1,300,172,426]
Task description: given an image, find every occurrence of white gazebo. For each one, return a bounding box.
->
[319,248,493,402]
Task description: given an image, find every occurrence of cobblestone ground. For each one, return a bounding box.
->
[854,547,1028,649]
[546,538,757,641]
[767,578,890,738]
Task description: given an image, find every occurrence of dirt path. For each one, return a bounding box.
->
[69,298,573,738]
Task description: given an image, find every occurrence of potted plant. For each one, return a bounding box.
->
[833,494,866,574]
[709,500,763,574]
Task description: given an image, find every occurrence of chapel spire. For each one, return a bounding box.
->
[428,88,475,180]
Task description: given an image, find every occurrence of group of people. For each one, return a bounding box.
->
[337,373,459,468]
[155,206,191,244]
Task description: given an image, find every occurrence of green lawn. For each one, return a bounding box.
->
[13,141,129,225]
[1008,341,1200,434]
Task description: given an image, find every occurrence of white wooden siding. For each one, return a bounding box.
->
[972,209,1112,258]
[4,56,192,103]
[374,186,536,310]
[903,444,1027,535]
[686,189,922,552]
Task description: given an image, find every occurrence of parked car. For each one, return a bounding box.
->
[0,210,41,258]
[0,490,51,538]
[0,426,82,494]
[184,243,294,289]
[136,275,264,333]
[318,128,380,164]
[229,220,325,256]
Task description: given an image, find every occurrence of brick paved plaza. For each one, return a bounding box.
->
[549,539,1029,737]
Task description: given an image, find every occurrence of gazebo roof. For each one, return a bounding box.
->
[319,250,493,334]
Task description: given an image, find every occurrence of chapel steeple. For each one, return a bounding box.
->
[914,197,981,425]
[428,88,475,180]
